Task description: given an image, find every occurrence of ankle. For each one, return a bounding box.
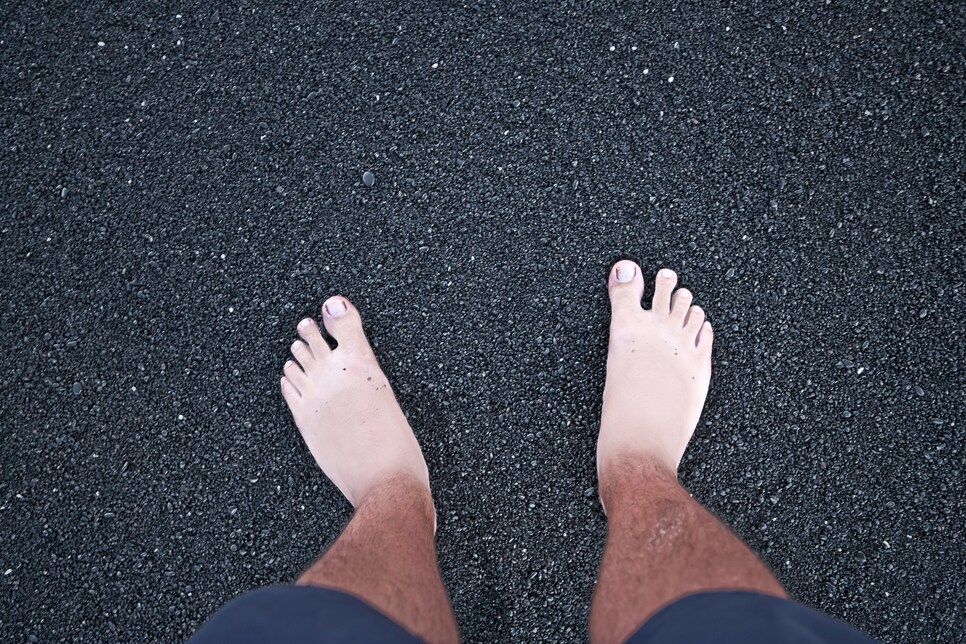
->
[355,473,436,529]
[598,454,680,514]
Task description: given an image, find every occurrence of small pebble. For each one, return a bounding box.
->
[72,382,81,395]
[362,171,375,187]
[725,268,736,278]
[913,386,925,397]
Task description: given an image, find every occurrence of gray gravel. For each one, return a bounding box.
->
[1,1,964,642]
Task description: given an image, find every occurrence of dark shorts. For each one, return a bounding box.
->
[190,585,878,643]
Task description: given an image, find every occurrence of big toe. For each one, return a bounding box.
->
[608,260,645,313]
[322,296,370,352]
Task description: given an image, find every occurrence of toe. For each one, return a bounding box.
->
[322,296,370,352]
[297,317,330,357]
[291,339,314,366]
[670,288,693,323]
[685,305,705,336]
[651,268,677,314]
[280,376,301,403]
[607,260,645,313]
[697,320,714,350]
[284,360,308,390]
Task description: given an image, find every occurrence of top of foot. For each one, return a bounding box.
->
[597,261,714,487]
[280,296,430,508]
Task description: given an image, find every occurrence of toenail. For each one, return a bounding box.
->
[325,299,347,318]
[298,318,312,330]
[615,264,636,283]
[660,268,675,279]
[291,341,302,353]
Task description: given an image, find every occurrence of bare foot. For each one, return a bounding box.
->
[281,296,431,508]
[598,261,713,495]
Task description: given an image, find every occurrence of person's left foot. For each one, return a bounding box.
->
[281,296,431,508]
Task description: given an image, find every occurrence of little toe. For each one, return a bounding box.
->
[280,376,301,403]
[697,320,714,350]
[607,260,645,313]
[297,318,331,357]
[322,296,370,352]
[651,268,677,314]
[670,288,693,323]
[685,305,706,336]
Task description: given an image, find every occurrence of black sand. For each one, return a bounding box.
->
[1,1,964,641]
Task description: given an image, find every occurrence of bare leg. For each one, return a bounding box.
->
[296,475,458,643]
[281,297,459,643]
[589,262,784,644]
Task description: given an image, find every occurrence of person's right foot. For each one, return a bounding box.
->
[597,261,714,494]
[281,296,431,508]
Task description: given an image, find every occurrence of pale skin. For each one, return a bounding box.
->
[280,260,784,644]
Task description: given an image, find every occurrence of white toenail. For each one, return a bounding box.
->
[616,265,635,282]
[660,269,675,278]
[298,319,311,329]
[326,300,347,317]
[291,341,302,352]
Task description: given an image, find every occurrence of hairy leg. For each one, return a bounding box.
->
[296,475,458,643]
[589,458,785,644]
